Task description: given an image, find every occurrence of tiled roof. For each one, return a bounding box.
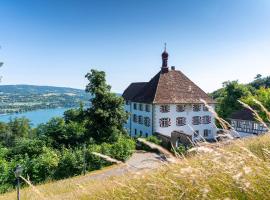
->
[122,82,147,101]
[229,108,256,121]
[124,69,215,104]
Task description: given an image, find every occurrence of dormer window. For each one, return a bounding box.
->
[192,104,201,112]
[160,105,170,113]
[176,105,185,112]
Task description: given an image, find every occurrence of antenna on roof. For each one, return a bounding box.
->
[164,43,167,51]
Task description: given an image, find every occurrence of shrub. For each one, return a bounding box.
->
[54,148,83,180]
[110,136,135,161]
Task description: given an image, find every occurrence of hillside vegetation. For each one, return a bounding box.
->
[0,85,91,114]
[210,75,270,121]
[1,133,270,200]
[0,70,134,194]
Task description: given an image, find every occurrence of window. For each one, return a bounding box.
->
[204,129,211,137]
[176,117,186,126]
[145,133,148,137]
[133,114,137,123]
[133,103,137,110]
[139,104,144,111]
[134,129,137,135]
[144,117,150,127]
[202,115,211,124]
[203,105,209,111]
[176,105,185,112]
[237,121,241,128]
[194,130,199,137]
[126,101,130,105]
[160,105,170,113]
[139,130,142,137]
[193,104,201,112]
[159,118,171,127]
[138,115,143,124]
[192,116,201,125]
[145,104,150,112]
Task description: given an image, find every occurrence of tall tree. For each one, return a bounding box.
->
[84,69,128,143]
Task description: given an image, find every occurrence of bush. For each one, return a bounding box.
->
[109,136,135,161]
[27,147,60,183]
[54,148,83,180]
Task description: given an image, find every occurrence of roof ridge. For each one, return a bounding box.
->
[152,71,162,104]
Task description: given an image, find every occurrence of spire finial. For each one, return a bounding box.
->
[161,44,169,72]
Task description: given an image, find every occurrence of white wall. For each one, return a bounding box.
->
[153,104,216,140]
[125,102,153,137]
[124,102,131,134]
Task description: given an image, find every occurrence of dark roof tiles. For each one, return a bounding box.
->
[230,108,256,121]
[123,69,215,104]
[122,82,147,101]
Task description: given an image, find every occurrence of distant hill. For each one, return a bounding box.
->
[0,84,87,95]
[0,85,91,114]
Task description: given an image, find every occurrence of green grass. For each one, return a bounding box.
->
[1,133,270,200]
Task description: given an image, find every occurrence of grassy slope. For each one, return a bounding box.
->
[1,134,270,200]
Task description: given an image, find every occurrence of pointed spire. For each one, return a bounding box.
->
[161,43,169,73]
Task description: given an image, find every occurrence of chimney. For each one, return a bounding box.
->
[171,66,175,70]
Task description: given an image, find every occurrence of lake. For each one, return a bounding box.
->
[0,107,73,127]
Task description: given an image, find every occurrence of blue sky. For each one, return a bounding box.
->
[0,0,270,93]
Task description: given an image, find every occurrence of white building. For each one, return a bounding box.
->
[122,49,217,147]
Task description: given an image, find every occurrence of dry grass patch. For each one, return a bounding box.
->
[1,134,270,200]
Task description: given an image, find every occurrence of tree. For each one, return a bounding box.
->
[84,69,128,143]
[216,81,251,119]
[241,87,270,122]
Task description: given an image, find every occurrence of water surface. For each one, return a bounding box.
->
[0,107,72,127]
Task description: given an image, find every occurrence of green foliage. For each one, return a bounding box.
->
[215,81,251,119]
[109,136,135,161]
[36,117,86,148]
[0,69,136,193]
[146,136,162,145]
[249,75,270,89]
[9,138,45,158]
[84,69,128,143]
[174,144,190,155]
[138,135,162,152]
[28,147,60,183]
[54,148,83,180]
[241,87,270,122]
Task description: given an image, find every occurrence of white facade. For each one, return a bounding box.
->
[124,102,216,141]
